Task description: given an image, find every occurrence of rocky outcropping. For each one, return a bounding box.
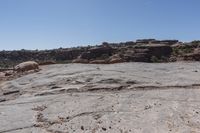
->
[183,48,200,61]
[79,44,113,60]
[151,40,179,45]
[1,39,200,67]
[73,43,173,63]
[118,44,173,62]
[0,48,85,68]
[136,39,179,45]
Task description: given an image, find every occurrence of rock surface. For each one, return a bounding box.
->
[1,62,200,132]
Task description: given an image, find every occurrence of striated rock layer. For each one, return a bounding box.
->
[1,39,200,68]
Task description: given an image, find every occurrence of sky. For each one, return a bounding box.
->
[0,0,200,50]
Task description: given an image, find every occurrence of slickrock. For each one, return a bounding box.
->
[1,62,200,132]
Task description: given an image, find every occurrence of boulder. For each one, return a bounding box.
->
[4,71,13,76]
[108,54,124,64]
[72,58,89,63]
[14,61,39,73]
[89,60,108,64]
[109,58,123,64]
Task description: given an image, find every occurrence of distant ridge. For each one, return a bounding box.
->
[0,39,200,68]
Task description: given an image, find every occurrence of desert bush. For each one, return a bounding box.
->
[172,45,193,56]
[191,40,200,45]
[150,56,160,63]
[150,56,168,63]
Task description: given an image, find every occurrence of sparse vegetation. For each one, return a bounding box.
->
[191,40,200,45]
[150,56,168,63]
[172,45,193,56]
[1,40,200,68]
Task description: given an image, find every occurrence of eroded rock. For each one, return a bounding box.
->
[14,61,39,73]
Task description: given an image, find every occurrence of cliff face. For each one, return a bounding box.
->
[0,48,86,68]
[0,39,200,68]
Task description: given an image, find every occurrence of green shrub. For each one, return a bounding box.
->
[150,56,168,63]
[172,46,193,56]
[150,56,160,63]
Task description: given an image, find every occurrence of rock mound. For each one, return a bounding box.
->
[14,61,39,73]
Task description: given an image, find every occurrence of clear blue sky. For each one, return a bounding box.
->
[0,0,200,50]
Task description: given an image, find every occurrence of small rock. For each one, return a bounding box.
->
[5,71,13,76]
[81,126,84,130]
[102,127,107,131]
[144,105,152,110]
